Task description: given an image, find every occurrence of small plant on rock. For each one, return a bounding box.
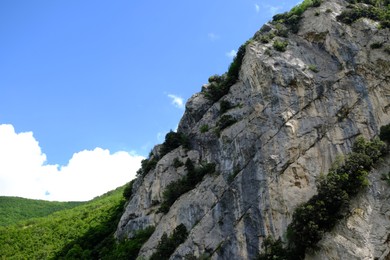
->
[220,100,233,114]
[218,115,237,131]
[200,124,209,133]
[308,64,319,72]
[370,42,383,49]
[273,40,288,52]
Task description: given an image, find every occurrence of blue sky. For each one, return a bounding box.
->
[0,0,298,201]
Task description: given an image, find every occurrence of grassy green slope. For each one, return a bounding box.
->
[0,196,84,226]
[0,186,126,259]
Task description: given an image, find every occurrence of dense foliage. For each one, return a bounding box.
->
[273,40,289,52]
[160,130,190,157]
[123,179,136,200]
[106,226,155,260]
[136,131,191,178]
[220,100,233,114]
[150,224,188,260]
[217,115,237,131]
[200,124,210,133]
[158,159,216,214]
[337,0,390,28]
[272,0,322,33]
[258,237,288,260]
[258,137,386,260]
[203,42,247,102]
[380,124,390,143]
[137,157,159,178]
[0,196,83,226]
[0,187,129,259]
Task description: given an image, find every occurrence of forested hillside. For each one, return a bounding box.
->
[0,186,145,259]
[0,196,83,226]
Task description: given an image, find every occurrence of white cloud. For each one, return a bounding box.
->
[167,94,185,109]
[208,33,220,41]
[255,4,260,13]
[226,49,237,59]
[0,124,144,201]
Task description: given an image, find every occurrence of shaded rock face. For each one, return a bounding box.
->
[115,0,390,259]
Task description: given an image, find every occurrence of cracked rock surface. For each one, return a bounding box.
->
[115,0,390,259]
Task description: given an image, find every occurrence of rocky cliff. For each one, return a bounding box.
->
[115,0,390,259]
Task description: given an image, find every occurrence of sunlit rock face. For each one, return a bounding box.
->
[115,0,390,258]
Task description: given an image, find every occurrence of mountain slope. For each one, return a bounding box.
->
[0,196,83,226]
[0,187,126,259]
[115,0,390,259]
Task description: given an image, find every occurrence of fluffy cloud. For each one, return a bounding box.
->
[0,124,144,201]
[226,49,237,59]
[167,94,185,109]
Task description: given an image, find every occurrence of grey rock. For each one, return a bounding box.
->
[115,0,390,259]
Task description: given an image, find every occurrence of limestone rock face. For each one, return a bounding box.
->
[115,0,390,259]
[305,159,390,260]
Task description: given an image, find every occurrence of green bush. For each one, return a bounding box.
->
[123,179,136,199]
[158,159,216,214]
[203,80,230,102]
[203,42,248,102]
[136,157,158,177]
[217,115,237,131]
[260,35,271,43]
[208,74,223,84]
[227,43,247,83]
[220,100,233,114]
[150,224,188,260]
[337,6,380,24]
[257,237,289,260]
[337,1,390,28]
[273,40,288,52]
[272,0,322,34]
[200,124,209,133]
[173,157,184,168]
[274,23,289,37]
[381,171,390,185]
[370,42,383,49]
[288,137,385,257]
[110,226,155,260]
[308,64,319,72]
[259,137,386,259]
[160,131,190,157]
[380,124,390,142]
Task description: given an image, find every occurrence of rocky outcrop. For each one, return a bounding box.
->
[115,0,390,259]
[306,156,390,260]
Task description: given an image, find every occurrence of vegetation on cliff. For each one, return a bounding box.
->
[202,42,247,102]
[337,0,390,28]
[150,224,188,260]
[158,159,216,214]
[272,0,322,33]
[258,135,387,260]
